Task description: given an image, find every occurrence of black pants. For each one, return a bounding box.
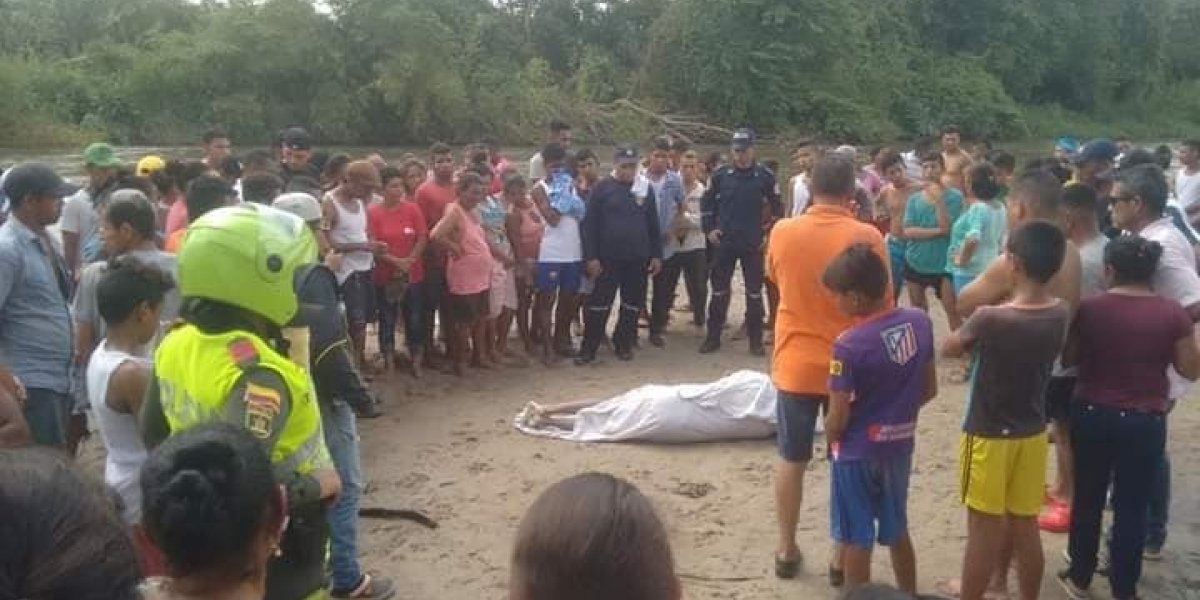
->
[650,249,707,334]
[1067,401,1166,600]
[583,258,648,354]
[375,281,426,354]
[706,243,764,344]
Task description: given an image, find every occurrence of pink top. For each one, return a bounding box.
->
[515,204,544,262]
[165,197,188,234]
[445,203,493,295]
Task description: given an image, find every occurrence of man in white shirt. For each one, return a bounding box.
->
[1177,140,1200,227]
[787,140,816,216]
[528,120,573,182]
[1109,163,1200,556]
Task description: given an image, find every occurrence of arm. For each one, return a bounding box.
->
[582,184,602,262]
[902,187,950,239]
[1061,317,1081,369]
[107,360,151,416]
[1173,332,1200,381]
[824,342,855,445]
[72,265,100,365]
[765,171,783,221]
[942,309,984,358]
[322,198,375,253]
[646,187,663,261]
[531,184,561,226]
[138,368,172,449]
[919,358,938,407]
[957,237,980,266]
[320,197,339,253]
[62,231,80,277]
[429,206,463,257]
[0,385,31,448]
[956,255,1013,318]
[871,232,895,307]
[825,390,852,446]
[700,174,719,235]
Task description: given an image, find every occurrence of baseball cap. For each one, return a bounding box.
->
[1073,139,1120,165]
[273,192,323,223]
[83,143,124,169]
[136,155,166,177]
[1,163,80,202]
[614,145,640,166]
[282,127,313,150]
[731,128,755,150]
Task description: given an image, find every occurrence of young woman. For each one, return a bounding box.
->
[947,162,1007,295]
[1059,236,1200,600]
[480,173,521,362]
[510,473,681,600]
[140,423,288,600]
[369,165,429,377]
[431,173,494,375]
[506,173,544,354]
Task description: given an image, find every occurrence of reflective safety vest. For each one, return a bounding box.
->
[154,324,331,477]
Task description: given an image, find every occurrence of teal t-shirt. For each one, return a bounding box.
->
[946,200,1008,276]
[903,188,964,275]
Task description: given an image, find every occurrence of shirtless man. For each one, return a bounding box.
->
[941,125,974,191]
[942,169,1082,600]
[877,150,923,302]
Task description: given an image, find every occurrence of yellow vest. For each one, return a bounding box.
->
[154,324,330,477]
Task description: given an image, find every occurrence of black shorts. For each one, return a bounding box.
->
[1045,375,1075,423]
[902,266,949,296]
[445,291,489,325]
[339,270,375,327]
[776,391,828,463]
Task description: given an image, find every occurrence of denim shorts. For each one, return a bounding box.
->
[776,391,827,462]
[831,453,913,547]
[536,261,583,294]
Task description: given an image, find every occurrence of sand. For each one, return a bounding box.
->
[351,297,1200,600]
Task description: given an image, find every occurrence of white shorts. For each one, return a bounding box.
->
[489,263,518,317]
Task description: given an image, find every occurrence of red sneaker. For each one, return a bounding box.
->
[1039,503,1071,533]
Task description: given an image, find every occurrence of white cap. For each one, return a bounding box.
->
[272,192,322,223]
[834,145,858,159]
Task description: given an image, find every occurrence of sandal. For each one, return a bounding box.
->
[828,564,845,587]
[331,573,397,599]
[774,552,802,580]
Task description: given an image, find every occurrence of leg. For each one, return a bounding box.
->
[321,400,365,593]
[961,510,1009,600]
[742,248,766,348]
[401,281,426,377]
[553,291,578,356]
[1108,412,1166,600]
[579,263,619,359]
[344,272,372,370]
[616,260,649,354]
[906,280,929,312]
[704,245,738,347]
[1009,516,1044,600]
[765,279,779,329]
[683,249,707,326]
[423,266,446,364]
[1066,403,1110,587]
[533,290,555,363]
[774,394,823,570]
[890,531,918,595]
[515,277,534,353]
[471,315,494,368]
[375,285,399,369]
[1144,448,1170,554]
[938,275,963,330]
[775,460,808,563]
[843,544,873,590]
[649,255,682,339]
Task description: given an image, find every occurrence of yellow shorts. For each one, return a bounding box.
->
[959,432,1047,517]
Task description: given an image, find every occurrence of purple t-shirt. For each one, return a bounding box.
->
[828,308,935,461]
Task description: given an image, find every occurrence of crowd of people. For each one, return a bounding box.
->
[0,123,1199,600]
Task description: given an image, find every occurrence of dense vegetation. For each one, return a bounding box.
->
[1,0,1198,147]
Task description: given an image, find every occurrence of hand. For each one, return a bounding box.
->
[0,366,25,407]
[390,256,414,272]
[647,258,662,277]
[586,259,603,279]
[706,229,722,245]
[370,241,389,254]
[325,250,345,273]
[953,252,965,267]
[448,244,463,259]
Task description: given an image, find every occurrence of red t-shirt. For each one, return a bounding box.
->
[368,201,427,285]
[1073,292,1194,413]
[415,180,456,231]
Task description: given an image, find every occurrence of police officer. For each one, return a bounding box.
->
[576,145,663,364]
[700,128,782,355]
[139,203,341,600]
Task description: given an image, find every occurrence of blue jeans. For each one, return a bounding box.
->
[376,280,426,355]
[321,400,364,591]
[1146,447,1169,550]
[23,387,72,448]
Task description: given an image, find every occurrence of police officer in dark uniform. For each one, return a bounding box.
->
[576,145,663,364]
[700,128,782,355]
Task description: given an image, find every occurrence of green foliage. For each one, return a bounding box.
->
[0,0,1196,148]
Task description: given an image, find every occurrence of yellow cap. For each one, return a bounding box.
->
[136,155,166,177]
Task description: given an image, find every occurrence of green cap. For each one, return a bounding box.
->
[83,143,123,169]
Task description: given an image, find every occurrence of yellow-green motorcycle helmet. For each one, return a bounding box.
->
[177,203,318,327]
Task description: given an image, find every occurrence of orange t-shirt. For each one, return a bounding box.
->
[165,228,186,254]
[766,204,892,395]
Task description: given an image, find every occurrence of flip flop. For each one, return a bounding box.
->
[774,552,802,580]
[828,564,845,587]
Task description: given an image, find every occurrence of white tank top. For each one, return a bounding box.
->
[328,195,374,282]
[86,341,150,524]
[536,181,583,263]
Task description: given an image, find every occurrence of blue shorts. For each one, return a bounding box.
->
[830,453,913,548]
[887,237,906,300]
[951,273,976,296]
[776,391,826,463]
[536,261,583,294]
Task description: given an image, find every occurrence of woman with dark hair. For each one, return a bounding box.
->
[510,473,680,600]
[140,423,286,600]
[321,153,352,193]
[0,447,142,600]
[1059,236,1200,600]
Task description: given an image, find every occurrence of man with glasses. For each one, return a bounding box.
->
[1108,163,1200,561]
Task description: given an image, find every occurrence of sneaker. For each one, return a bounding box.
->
[699,339,721,354]
[574,350,597,366]
[1039,503,1071,533]
[1143,545,1164,561]
[749,342,766,357]
[649,334,665,348]
[1056,570,1090,600]
[615,348,634,361]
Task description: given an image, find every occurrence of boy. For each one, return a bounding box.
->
[942,221,1071,600]
[824,244,937,594]
[903,152,964,329]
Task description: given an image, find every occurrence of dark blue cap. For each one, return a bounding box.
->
[614,145,640,165]
[731,128,755,150]
[1074,139,1119,165]
[1,163,79,202]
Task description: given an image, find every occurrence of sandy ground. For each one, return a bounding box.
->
[74,280,1200,600]
[345,286,1200,600]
